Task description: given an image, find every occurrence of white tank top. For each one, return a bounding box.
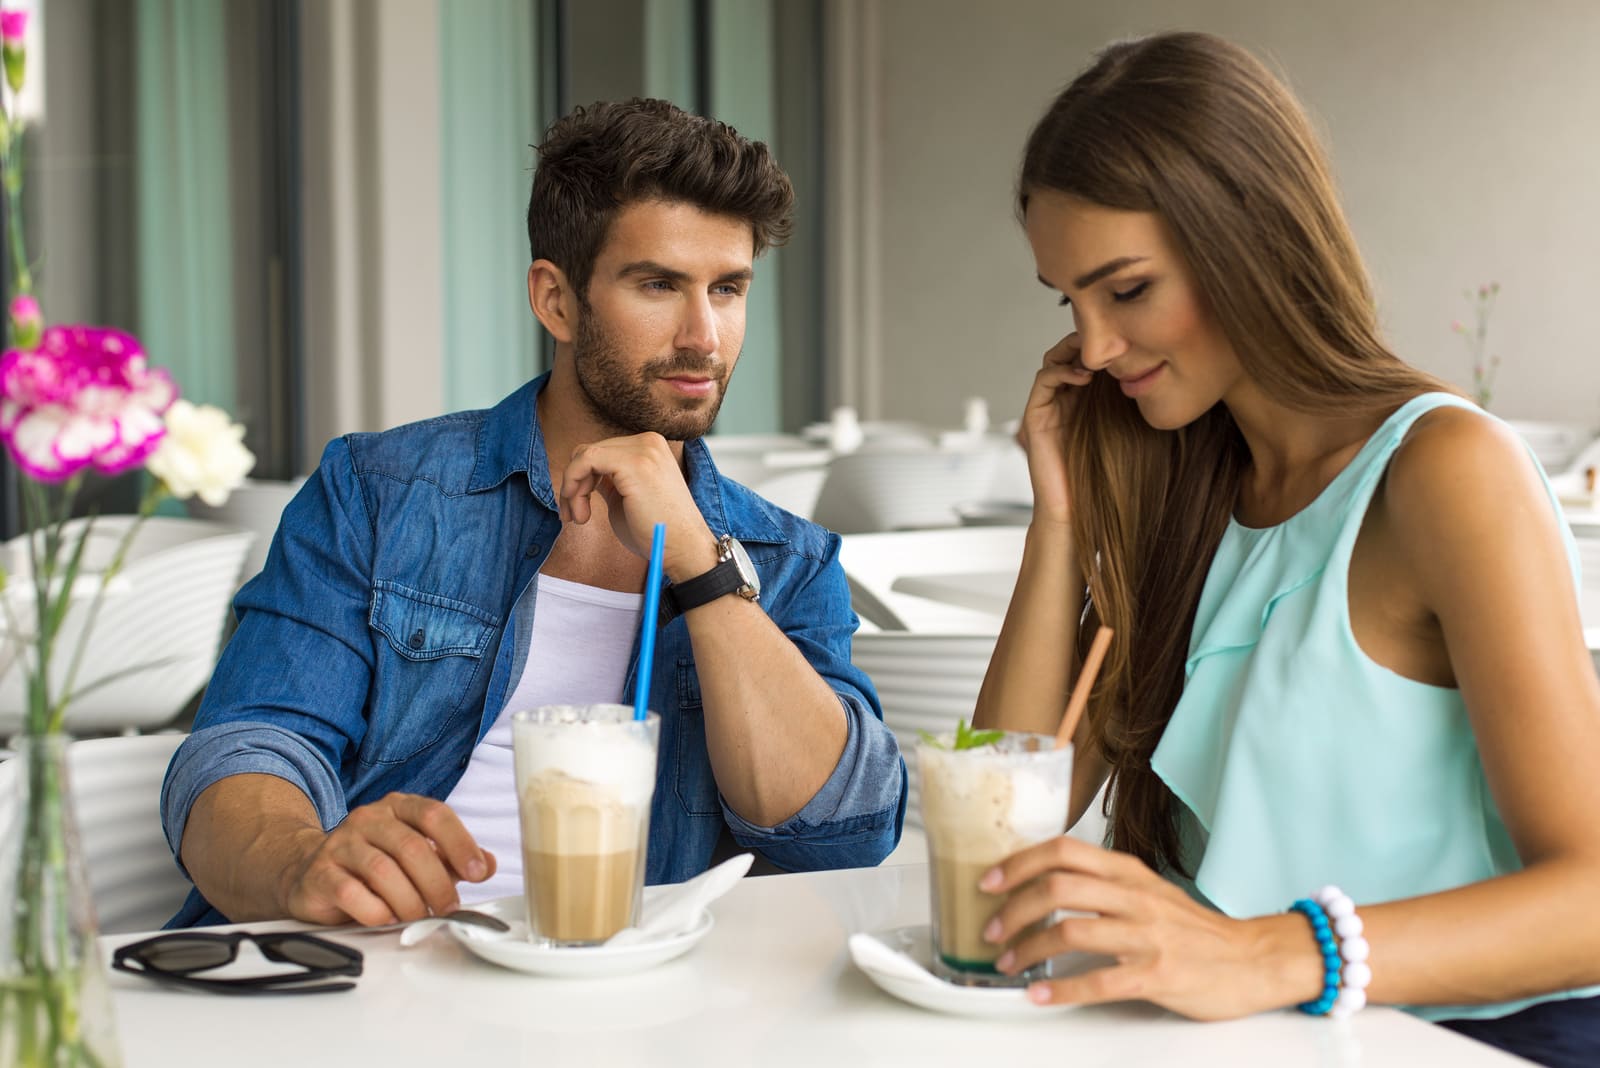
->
[446,573,643,904]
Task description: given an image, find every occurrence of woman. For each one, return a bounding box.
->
[971,31,1600,1067]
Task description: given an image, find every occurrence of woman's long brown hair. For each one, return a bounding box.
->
[1018,32,1456,876]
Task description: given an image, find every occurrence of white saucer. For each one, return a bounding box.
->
[850,924,1088,1020]
[449,895,715,979]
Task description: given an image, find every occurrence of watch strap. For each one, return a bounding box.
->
[658,556,746,625]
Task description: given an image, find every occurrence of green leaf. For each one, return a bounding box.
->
[951,719,1004,751]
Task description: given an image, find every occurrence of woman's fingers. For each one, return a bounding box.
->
[999,914,1147,975]
[984,869,1144,947]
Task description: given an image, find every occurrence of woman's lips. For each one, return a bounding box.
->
[1118,363,1164,398]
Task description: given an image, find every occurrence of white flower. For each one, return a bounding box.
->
[145,400,256,506]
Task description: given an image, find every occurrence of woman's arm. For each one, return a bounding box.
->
[1325,406,1600,1006]
[981,407,1600,1017]
[973,333,1110,824]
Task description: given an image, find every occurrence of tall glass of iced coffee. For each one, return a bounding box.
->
[511,704,660,946]
[916,730,1071,986]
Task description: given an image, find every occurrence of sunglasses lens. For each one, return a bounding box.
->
[271,937,356,971]
[138,938,235,973]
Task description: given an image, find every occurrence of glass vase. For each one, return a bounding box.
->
[0,735,122,1068]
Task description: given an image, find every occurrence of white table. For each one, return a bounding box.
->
[891,570,1017,617]
[101,864,1527,1067]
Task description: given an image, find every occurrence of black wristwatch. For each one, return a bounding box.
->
[658,535,761,624]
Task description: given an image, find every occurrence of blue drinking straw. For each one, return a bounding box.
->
[634,522,667,721]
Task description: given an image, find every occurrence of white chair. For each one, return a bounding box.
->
[0,732,191,934]
[1574,533,1600,628]
[838,527,1024,633]
[750,468,828,521]
[813,448,1004,535]
[1507,420,1594,475]
[0,517,255,738]
[187,476,304,591]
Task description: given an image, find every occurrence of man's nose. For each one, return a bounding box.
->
[675,294,719,356]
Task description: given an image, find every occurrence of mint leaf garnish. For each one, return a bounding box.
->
[952,719,1004,750]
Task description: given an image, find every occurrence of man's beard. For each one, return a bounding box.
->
[572,306,731,441]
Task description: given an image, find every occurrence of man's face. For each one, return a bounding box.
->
[570,199,754,440]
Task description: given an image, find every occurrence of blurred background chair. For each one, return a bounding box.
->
[749,467,829,521]
[0,732,191,934]
[186,476,303,593]
[813,448,1004,535]
[838,527,1023,633]
[701,434,832,490]
[1507,419,1594,475]
[0,517,255,739]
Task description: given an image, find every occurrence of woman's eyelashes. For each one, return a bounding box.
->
[1056,279,1151,308]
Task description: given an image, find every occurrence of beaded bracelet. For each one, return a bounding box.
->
[1289,886,1371,1018]
[1289,897,1341,1016]
[1315,885,1371,1019]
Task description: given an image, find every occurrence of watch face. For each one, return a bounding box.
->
[727,537,761,598]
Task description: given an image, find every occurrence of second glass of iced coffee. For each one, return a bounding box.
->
[916,731,1072,986]
[511,704,660,946]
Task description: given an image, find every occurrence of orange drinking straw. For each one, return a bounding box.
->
[1055,625,1113,750]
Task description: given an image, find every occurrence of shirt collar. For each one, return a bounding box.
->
[468,373,788,546]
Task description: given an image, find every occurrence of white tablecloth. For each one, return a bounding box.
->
[100,863,1527,1066]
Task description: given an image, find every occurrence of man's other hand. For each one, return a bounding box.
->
[279,793,495,926]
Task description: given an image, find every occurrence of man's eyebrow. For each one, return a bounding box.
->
[617,260,690,282]
[615,261,754,285]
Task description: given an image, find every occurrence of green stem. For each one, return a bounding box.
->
[52,482,166,732]
[2,108,30,300]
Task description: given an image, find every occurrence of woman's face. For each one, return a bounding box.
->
[1023,189,1244,430]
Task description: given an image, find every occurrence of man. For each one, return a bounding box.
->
[161,99,905,927]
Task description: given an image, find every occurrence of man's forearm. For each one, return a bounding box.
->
[684,597,848,827]
[179,774,324,922]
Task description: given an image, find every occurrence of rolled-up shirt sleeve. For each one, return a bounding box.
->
[160,438,377,873]
[720,531,906,870]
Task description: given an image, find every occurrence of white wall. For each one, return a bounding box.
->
[851,0,1600,431]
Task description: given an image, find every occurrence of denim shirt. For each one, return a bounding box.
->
[161,375,906,926]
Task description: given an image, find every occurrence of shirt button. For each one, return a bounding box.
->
[457,756,469,770]
[409,628,425,649]
[525,543,542,558]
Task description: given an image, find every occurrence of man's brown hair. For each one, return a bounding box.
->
[527,98,794,299]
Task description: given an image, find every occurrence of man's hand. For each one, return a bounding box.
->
[558,432,716,579]
[278,793,496,927]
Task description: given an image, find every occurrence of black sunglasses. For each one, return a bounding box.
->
[112,931,363,995]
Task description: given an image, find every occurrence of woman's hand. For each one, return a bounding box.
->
[1015,333,1095,528]
[980,835,1322,1020]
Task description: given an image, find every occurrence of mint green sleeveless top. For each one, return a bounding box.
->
[1151,392,1597,1021]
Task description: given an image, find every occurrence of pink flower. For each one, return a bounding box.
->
[0,9,26,45]
[0,325,178,482]
[9,291,40,347]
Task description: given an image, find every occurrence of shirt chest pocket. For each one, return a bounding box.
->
[363,581,499,766]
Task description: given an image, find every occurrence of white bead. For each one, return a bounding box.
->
[1330,986,1368,1017]
[1315,884,1341,904]
[1334,913,1364,939]
[1342,935,1370,963]
[1343,960,1373,989]
[1324,895,1355,920]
